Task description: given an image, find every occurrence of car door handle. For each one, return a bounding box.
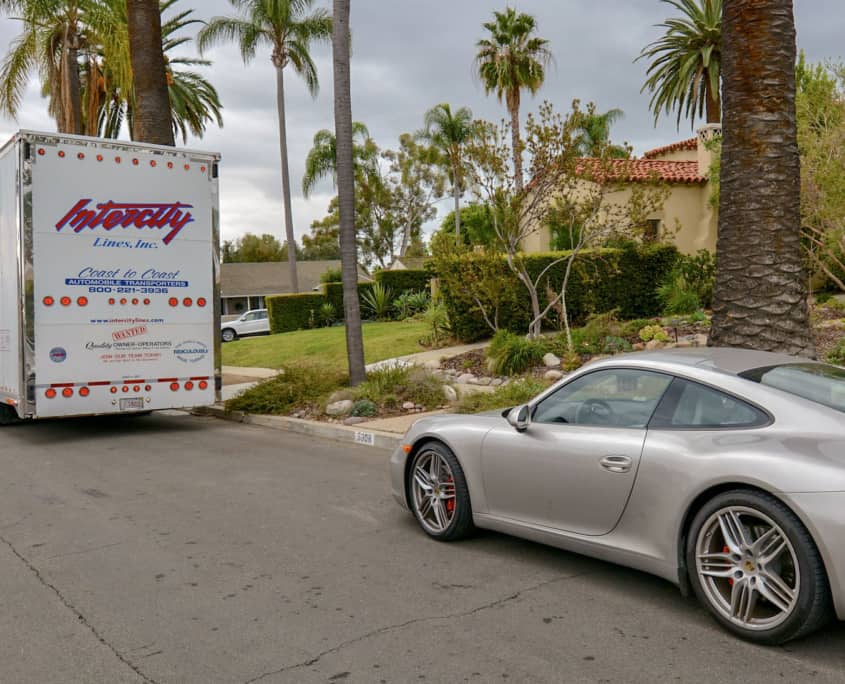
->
[599,455,633,474]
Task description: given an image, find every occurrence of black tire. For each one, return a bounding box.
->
[408,441,475,541]
[686,489,832,645]
[221,328,237,343]
[0,404,21,426]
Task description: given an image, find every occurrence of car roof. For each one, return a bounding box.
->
[588,347,819,377]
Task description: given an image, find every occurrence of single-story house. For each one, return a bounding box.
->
[220,260,371,316]
[522,124,721,256]
[386,256,429,271]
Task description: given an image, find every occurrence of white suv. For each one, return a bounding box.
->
[221,309,270,342]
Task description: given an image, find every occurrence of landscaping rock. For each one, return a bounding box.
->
[544,370,564,381]
[442,385,458,402]
[327,389,355,404]
[402,401,416,410]
[633,343,646,351]
[491,378,504,387]
[343,416,367,425]
[457,373,476,384]
[693,333,708,347]
[645,339,664,351]
[325,399,354,416]
[475,377,492,386]
[424,359,441,370]
[543,353,561,368]
[675,338,693,348]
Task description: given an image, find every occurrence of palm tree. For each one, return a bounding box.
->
[301,121,370,197]
[198,0,332,294]
[474,7,551,191]
[332,0,365,385]
[575,106,629,158]
[420,103,473,240]
[709,0,813,356]
[90,0,222,142]
[127,0,173,145]
[0,0,90,134]
[638,0,722,128]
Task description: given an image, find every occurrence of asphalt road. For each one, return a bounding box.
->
[0,413,844,684]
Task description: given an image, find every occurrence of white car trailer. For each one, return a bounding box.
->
[0,131,220,423]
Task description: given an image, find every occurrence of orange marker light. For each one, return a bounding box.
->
[184,381,194,391]
[77,296,88,306]
[168,297,178,307]
[43,296,54,306]
[45,388,57,399]
[110,386,118,394]
[60,296,71,306]
[183,297,192,307]
[61,387,73,398]
[197,297,207,307]
[198,380,208,390]
[79,387,90,397]
[170,382,180,392]
[402,444,412,454]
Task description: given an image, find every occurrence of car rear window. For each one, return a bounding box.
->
[739,363,845,414]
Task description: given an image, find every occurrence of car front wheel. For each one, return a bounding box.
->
[408,442,474,541]
[221,328,237,343]
[687,490,831,645]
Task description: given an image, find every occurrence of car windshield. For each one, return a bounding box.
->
[740,363,845,414]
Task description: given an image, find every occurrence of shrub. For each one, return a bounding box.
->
[351,399,378,417]
[826,339,845,366]
[638,324,670,343]
[435,244,679,342]
[657,274,702,315]
[361,282,393,320]
[486,330,547,376]
[317,302,336,327]
[454,377,548,414]
[566,311,622,355]
[267,293,326,333]
[602,336,632,354]
[353,365,444,409]
[375,268,430,294]
[393,290,430,320]
[320,267,343,284]
[322,282,375,319]
[225,365,344,414]
[420,301,451,347]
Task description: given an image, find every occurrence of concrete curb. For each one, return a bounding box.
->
[194,405,401,451]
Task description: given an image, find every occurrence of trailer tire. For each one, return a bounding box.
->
[0,404,21,426]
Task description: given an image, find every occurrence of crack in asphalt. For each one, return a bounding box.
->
[242,570,595,684]
[0,532,159,684]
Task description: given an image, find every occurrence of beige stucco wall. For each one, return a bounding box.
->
[521,180,718,256]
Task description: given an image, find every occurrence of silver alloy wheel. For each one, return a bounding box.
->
[411,448,457,534]
[695,506,800,631]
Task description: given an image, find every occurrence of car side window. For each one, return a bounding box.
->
[258,311,268,320]
[532,369,672,428]
[649,378,768,429]
[243,312,257,321]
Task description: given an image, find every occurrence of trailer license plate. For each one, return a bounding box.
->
[120,398,145,411]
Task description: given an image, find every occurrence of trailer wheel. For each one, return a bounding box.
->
[0,404,21,426]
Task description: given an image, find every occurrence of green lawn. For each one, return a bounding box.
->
[221,320,430,371]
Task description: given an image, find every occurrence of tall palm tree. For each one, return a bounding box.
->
[301,121,370,197]
[709,0,813,356]
[90,0,222,142]
[332,0,365,385]
[127,0,173,145]
[575,106,628,158]
[198,0,332,293]
[638,0,722,128]
[0,0,90,134]
[420,103,473,240]
[474,7,551,191]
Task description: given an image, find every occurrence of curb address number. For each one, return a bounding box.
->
[354,431,375,446]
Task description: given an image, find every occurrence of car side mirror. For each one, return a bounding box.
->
[506,405,530,432]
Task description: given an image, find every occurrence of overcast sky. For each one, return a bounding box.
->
[0,0,840,245]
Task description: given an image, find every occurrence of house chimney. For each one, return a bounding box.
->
[697,123,722,177]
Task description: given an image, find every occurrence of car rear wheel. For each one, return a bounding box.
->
[687,490,831,644]
[408,442,474,541]
[221,328,237,343]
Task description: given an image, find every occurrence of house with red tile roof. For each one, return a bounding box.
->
[522,124,721,255]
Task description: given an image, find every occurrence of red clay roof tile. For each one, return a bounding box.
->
[642,137,698,159]
[574,158,706,184]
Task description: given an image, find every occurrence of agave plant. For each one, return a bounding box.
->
[362,282,393,320]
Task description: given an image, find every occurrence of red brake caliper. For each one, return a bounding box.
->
[446,476,455,513]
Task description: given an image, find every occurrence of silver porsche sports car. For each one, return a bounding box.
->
[390,348,845,645]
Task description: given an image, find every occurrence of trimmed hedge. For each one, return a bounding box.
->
[374,268,430,294]
[267,293,325,333]
[323,282,374,319]
[437,244,679,342]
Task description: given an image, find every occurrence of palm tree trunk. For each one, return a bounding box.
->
[705,76,721,123]
[127,0,174,146]
[709,0,813,357]
[62,30,83,134]
[452,157,461,242]
[333,0,365,385]
[508,89,523,192]
[274,65,299,293]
